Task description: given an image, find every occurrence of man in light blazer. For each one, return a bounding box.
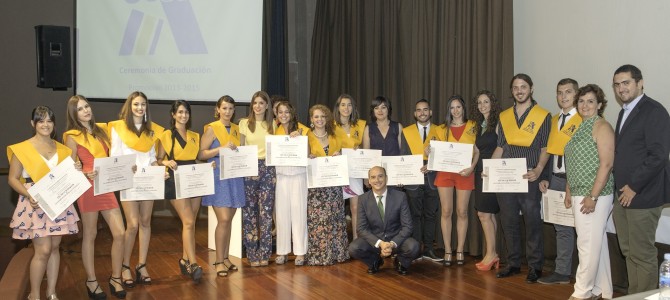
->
[348,166,420,275]
[612,64,670,294]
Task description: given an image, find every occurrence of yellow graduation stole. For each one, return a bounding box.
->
[159,130,200,161]
[402,123,438,159]
[62,123,110,158]
[204,121,240,147]
[109,120,164,152]
[335,119,366,149]
[547,113,582,155]
[7,140,72,182]
[308,131,341,157]
[500,105,550,147]
[275,122,310,136]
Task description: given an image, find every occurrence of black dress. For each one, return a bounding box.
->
[474,123,500,213]
[368,121,401,156]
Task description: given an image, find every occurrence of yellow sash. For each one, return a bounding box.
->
[109,120,164,152]
[402,123,438,159]
[275,122,310,136]
[547,113,582,155]
[335,119,366,149]
[63,124,110,159]
[500,105,550,147]
[7,140,72,182]
[159,130,200,161]
[204,121,240,147]
[308,132,341,157]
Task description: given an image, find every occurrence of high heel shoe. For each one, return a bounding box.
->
[46,294,59,300]
[188,263,203,283]
[213,261,229,277]
[120,264,135,288]
[223,257,238,271]
[456,252,465,265]
[178,258,190,276]
[135,264,152,285]
[443,253,453,267]
[109,277,127,299]
[476,257,500,271]
[85,279,107,300]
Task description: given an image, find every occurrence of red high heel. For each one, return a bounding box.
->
[476,257,500,271]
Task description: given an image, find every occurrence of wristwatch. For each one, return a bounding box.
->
[587,194,598,202]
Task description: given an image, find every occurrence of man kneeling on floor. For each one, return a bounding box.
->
[348,166,420,275]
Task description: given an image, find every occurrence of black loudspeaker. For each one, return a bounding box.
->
[35,25,72,89]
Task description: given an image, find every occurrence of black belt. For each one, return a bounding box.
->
[552,172,566,179]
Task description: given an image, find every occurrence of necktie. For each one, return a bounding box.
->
[377,195,384,222]
[422,126,427,143]
[557,113,569,169]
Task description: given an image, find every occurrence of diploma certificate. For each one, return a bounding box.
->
[28,156,91,221]
[174,163,215,199]
[307,155,349,188]
[341,148,382,178]
[120,166,165,201]
[482,158,528,193]
[265,135,308,167]
[542,189,574,227]
[427,141,473,173]
[382,155,424,186]
[93,154,135,195]
[220,145,259,179]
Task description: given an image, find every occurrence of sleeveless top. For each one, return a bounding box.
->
[475,121,498,173]
[369,120,400,156]
[564,116,614,196]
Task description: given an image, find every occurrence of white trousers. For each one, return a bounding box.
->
[571,194,614,299]
[275,169,308,255]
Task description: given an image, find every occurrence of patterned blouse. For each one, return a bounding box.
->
[564,116,614,196]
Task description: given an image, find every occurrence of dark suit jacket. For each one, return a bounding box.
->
[357,189,413,247]
[614,95,670,208]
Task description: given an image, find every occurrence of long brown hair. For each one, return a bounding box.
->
[66,95,110,143]
[246,91,274,134]
[469,90,501,135]
[309,104,335,136]
[276,101,299,133]
[333,94,361,127]
[119,91,152,136]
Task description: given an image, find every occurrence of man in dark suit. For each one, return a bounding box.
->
[612,64,670,294]
[348,166,420,275]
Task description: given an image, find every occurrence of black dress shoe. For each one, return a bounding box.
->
[526,268,542,283]
[394,258,408,275]
[367,257,384,274]
[496,266,521,278]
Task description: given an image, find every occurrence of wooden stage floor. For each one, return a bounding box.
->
[44,216,580,299]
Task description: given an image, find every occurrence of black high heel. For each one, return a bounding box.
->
[108,277,127,299]
[135,264,152,285]
[456,252,465,265]
[120,265,135,288]
[213,261,229,277]
[443,253,453,267]
[188,263,203,283]
[85,279,107,300]
[178,258,190,276]
[223,257,238,271]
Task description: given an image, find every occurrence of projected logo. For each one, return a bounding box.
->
[119,0,207,55]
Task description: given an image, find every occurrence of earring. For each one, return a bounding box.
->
[144,113,147,123]
[310,123,314,129]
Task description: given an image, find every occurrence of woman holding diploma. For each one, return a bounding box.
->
[274,101,310,265]
[64,96,126,299]
[564,84,614,300]
[199,96,245,277]
[435,95,480,266]
[239,91,275,267]
[306,104,350,265]
[156,100,203,283]
[333,94,366,239]
[7,106,80,300]
[109,91,164,286]
[469,91,502,271]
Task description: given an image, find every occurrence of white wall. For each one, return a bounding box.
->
[514,0,670,124]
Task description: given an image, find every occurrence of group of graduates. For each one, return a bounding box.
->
[6,64,670,300]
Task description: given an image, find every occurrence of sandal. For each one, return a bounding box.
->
[178,258,190,276]
[85,279,106,300]
[189,263,203,283]
[456,252,465,265]
[275,255,287,265]
[223,257,238,271]
[121,264,135,288]
[294,255,305,266]
[108,276,127,299]
[213,261,229,277]
[135,264,152,285]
